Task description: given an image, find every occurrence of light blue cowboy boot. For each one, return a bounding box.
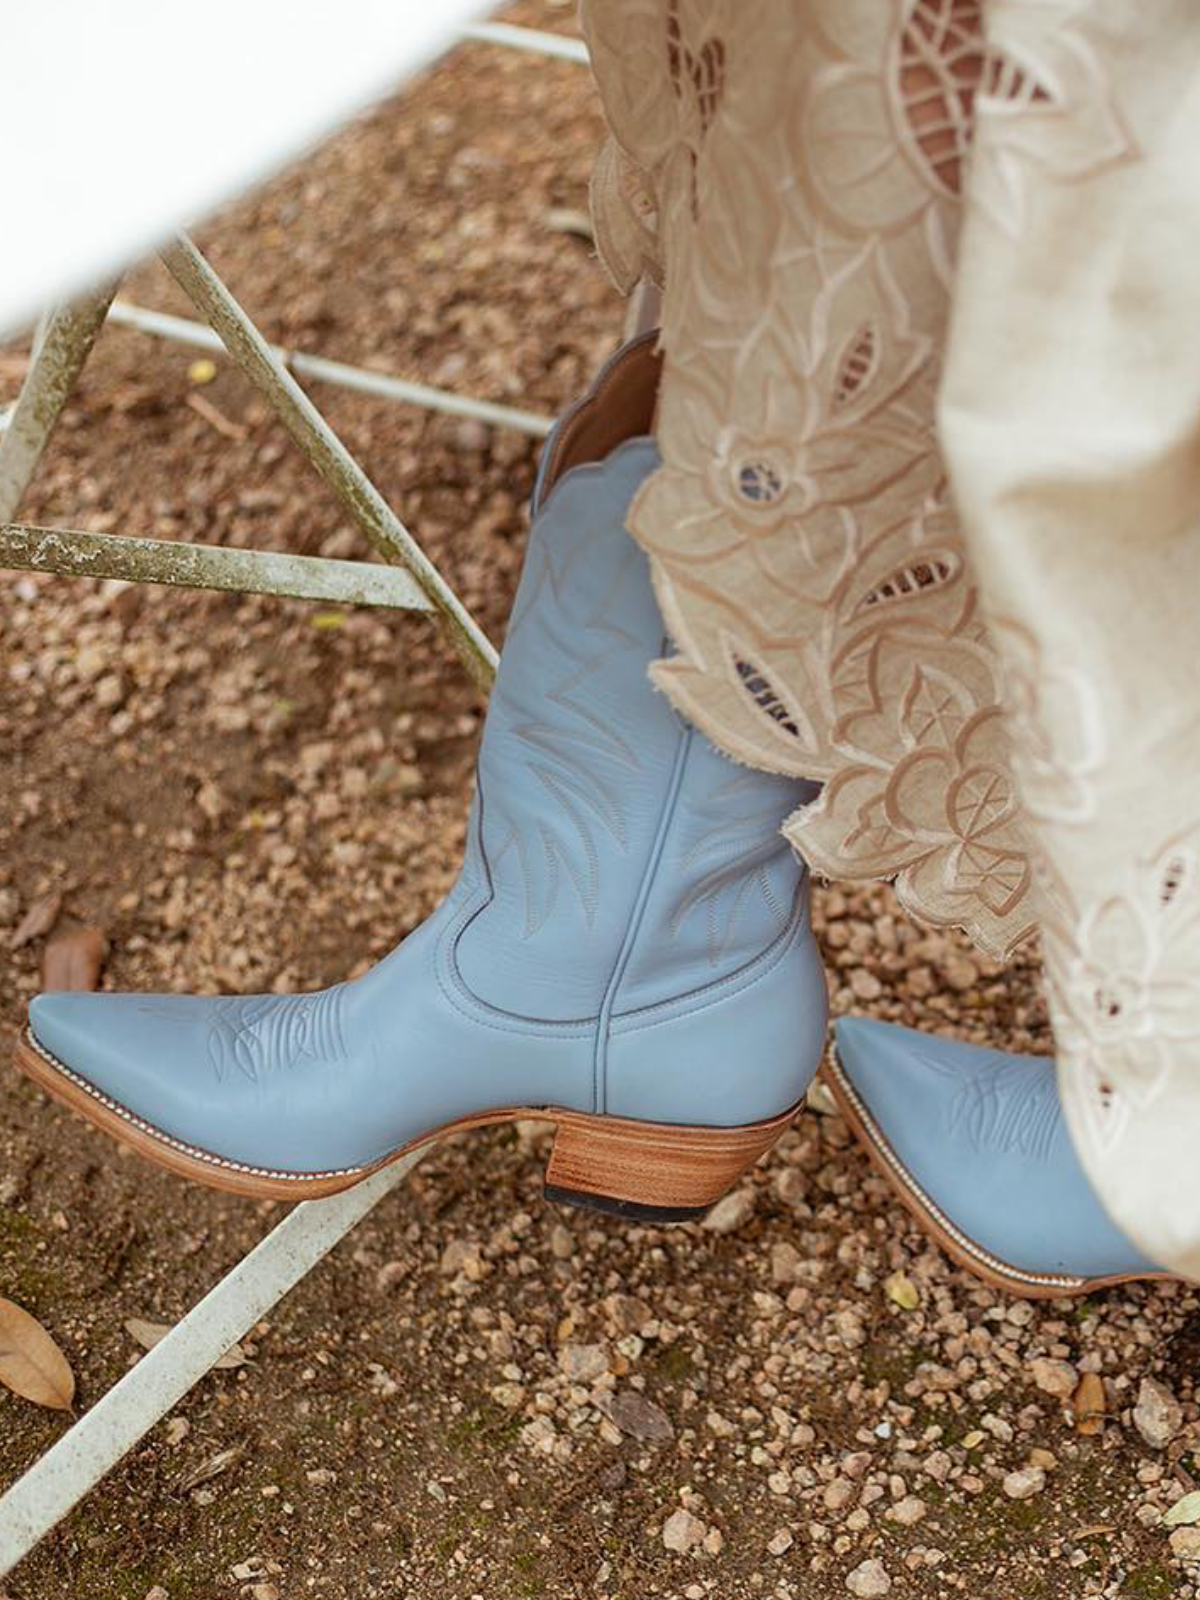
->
[829,1017,1166,1296]
[17,334,828,1219]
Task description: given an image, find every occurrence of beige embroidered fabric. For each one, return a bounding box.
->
[580,0,1200,1278]
[583,0,1038,964]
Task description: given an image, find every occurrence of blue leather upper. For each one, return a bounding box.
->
[834,1016,1160,1280]
[29,346,828,1176]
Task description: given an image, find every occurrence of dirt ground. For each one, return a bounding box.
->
[2,6,1199,1599]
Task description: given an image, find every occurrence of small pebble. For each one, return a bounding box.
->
[824,1478,855,1512]
[1073,1371,1107,1435]
[849,968,883,1001]
[887,1496,927,1526]
[558,1343,609,1383]
[604,1391,674,1443]
[703,1188,756,1234]
[1029,1357,1078,1399]
[943,954,979,991]
[1170,1527,1200,1560]
[1133,1376,1183,1449]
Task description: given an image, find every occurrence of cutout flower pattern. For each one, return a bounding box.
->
[1042,835,1200,1156]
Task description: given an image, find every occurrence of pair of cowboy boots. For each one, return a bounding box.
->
[16,336,1161,1293]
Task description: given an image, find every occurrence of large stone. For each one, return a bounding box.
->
[846,1558,891,1597]
[1003,1466,1046,1501]
[1029,1358,1078,1399]
[662,1508,707,1553]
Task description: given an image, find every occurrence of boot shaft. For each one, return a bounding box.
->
[455,337,815,1025]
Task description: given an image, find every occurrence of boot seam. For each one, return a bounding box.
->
[591,720,694,1115]
[533,435,659,527]
[440,748,600,1034]
[436,898,597,1038]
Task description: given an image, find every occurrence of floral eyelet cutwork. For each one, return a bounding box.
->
[665,0,726,219]
[585,0,1198,1274]
[1043,831,1200,1158]
[833,323,881,409]
[735,658,802,741]
[858,553,956,612]
[666,0,725,137]
[585,0,1042,958]
[734,457,787,508]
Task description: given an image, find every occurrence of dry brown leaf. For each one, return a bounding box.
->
[41,925,108,992]
[1072,1371,1107,1435]
[125,1317,245,1369]
[8,892,63,951]
[0,1297,75,1410]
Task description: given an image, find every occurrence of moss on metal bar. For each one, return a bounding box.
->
[1,524,434,611]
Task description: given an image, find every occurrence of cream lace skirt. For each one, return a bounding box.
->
[580,0,1200,1279]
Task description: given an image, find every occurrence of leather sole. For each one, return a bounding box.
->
[823,1047,1173,1300]
[14,1026,799,1216]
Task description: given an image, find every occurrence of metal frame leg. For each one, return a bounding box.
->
[0,285,117,523]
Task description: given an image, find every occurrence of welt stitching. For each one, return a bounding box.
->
[826,1050,1085,1291]
[26,1032,366,1182]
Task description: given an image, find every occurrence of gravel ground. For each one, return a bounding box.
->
[2,6,1200,1599]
